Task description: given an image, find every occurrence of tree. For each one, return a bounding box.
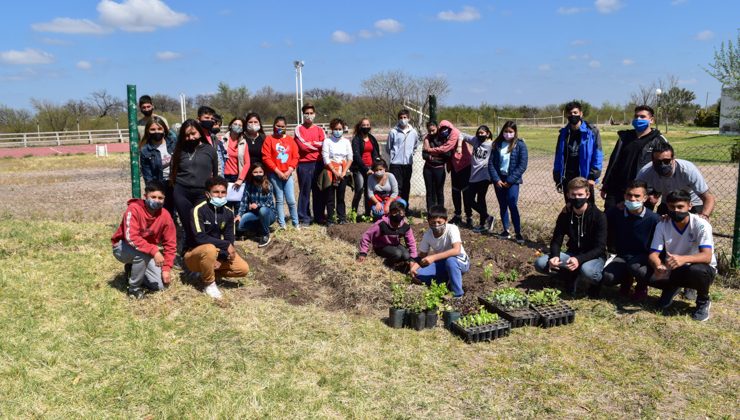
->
[211,82,250,120]
[31,99,73,131]
[704,31,740,128]
[88,90,124,118]
[361,70,449,126]
[560,99,593,120]
[661,86,697,124]
[630,83,658,108]
[0,105,33,132]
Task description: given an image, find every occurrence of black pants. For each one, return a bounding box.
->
[603,192,621,213]
[325,178,347,223]
[423,165,446,212]
[646,263,715,300]
[601,254,649,286]
[173,184,206,254]
[390,164,413,204]
[470,180,490,225]
[451,165,473,218]
[375,245,410,266]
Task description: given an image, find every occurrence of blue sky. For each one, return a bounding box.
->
[1,0,737,111]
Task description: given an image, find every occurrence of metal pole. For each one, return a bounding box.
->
[179,93,186,122]
[733,156,740,268]
[127,84,141,198]
[294,66,300,125]
[298,65,304,124]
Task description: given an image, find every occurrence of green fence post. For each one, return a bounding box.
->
[428,95,437,123]
[127,85,141,198]
[733,156,740,268]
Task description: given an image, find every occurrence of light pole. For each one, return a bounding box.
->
[294,60,305,125]
[179,93,187,123]
[655,88,662,131]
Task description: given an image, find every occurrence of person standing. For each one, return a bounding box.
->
[139,116,176,215]
[242,112,266,166]
[294,104,326,225]
[137,95,170,140]
[464,125,495,233]
[445,120,474,228]
[489,121,528,243]
[261,116,300,229]
[422,121,454,212]
[386,109,420,206]
[321,118,353,225]
[350,118,380,218]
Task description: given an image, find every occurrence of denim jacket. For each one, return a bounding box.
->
[140,136,176,183]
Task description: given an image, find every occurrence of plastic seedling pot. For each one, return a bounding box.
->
[388,307,406,329]
[408,311,426,331]
[442,310,461,329]
[424,309,438,329]
[478,296,540,328]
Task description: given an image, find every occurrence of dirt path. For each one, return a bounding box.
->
[0,143,130,158]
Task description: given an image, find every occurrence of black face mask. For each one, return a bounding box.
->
[667,210,690,223]
[568,115,581,125]
[141,109,153,117]
[440,129,451,138]
[210,126,220,135]
[200,120,215,130]
[569,197,588,209]
[476,134,487,141]
[253,175,264,183]
[360,127,371,135]
[653,161,673,177]
[148,132,165,142]
[390,214,404,224]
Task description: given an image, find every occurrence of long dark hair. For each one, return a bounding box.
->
[169,119,209,185]
[244,112,265,136]
[353,117,371,137]
[494,120,519,154]
[140,116,169,149]
[246,162,271,194]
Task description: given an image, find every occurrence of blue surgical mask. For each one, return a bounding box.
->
[332,130,343,138]
[632,118,650,132]
[274,128,284,136]
[624,200,643,212]
[145,198,163,211]
[210,197,227,207]
[230,126,243,134]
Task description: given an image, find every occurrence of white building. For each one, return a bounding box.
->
[719,87,739,134]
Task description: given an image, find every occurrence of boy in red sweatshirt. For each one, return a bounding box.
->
[111,181,177,299]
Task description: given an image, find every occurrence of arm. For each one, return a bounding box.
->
[293,126,319,153]
[287,138,300,172]
[389,174,399,199]
[488,148,501,184]
[385,132,394,156]
[261,139,277,173]
[424,242,462,264]
[161,213,177,272]
[588,127,603,182]
[572,211,607,264]
[553,130,565,184]
[698,190,715,217]
[210,147,219,177]
[427,134,457,153]
[352,137,368,174]
[405,227,418,259]
[322,139,331,167]
[223,209,235,245]
[123,208,159,256]
[358,223,379,256]
[237,148,251,182]
[548,213,568,259]
[507,141,528,183]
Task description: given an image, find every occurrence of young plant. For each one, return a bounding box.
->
[390,283,406,308]
[405,286,426,313]
[488,287,528,310]
[483,262,494,282]
[528,288,561,306]
[424,280,449,311]
[347,208,358,224]
[456,306,500,329]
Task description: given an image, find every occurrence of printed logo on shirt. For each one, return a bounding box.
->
[203,220,212,225]
[276,143,289,163]
[474,147,489,160]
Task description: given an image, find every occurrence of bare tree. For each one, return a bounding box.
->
[0,105,33,132]
[361,70,449,126]
[149,93,181,113]
[88,90,125,118]
[630,83,658,108]
[31,99,73,131]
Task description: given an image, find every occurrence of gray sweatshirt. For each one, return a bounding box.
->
[465,135,493,183]
[386,125,420,165]
[366,172,399,199]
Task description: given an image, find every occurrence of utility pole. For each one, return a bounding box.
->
[294,60,305,125]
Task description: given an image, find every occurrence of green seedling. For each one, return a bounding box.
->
[488,287,528,310]
[528,288,561,306]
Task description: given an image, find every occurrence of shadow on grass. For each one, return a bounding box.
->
[107,270,128,293]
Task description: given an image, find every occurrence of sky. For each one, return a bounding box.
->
[1,0,738,111]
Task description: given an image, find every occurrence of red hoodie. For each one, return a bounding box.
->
[294,124,326,163]
[111,199,177,271]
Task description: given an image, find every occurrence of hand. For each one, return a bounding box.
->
[249,203,258,210]
[234,215,241,223]
[647,195,660,206]
[357,255,366,263]
[154,251,165,267]
[374,202,383,212]
[502,182,510,188]
[367,170,373,176]
[227,244,236,261]
[162,270,171,285]
[600,189,607,199]
[616,201,625,211]
[333,170,342,179]
[654,264,669,280]
[698,213,710,221]
[420,256,434,267]
[409,262,420,276]
[233,180,243,189]
[665,253,685,270]
[214,260,222,270]
[495,181,505,189]
[565,257,580,271]
[548,257,561,270]
[587,179,595,186]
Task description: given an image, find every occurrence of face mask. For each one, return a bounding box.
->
[141,109,153,117]
[230,126,243,134]
[210,126,220,135]
[390,214,404,224]
[632,118,650,132]
[374,170,385,178]
[274,128,285,136]
[209,196,227,208]
[399,118,409,127]
[247,123,261,132]
[569,197,588,209]
[653,161,673,177]
[332,130,343,138]
[430,224,446,234]
[145,198,163,211]
[252,175,264,183]
[667,210,690,223]
[148,132,165,142]
[477,134,488,141]
[503,132,515,141]
[624,200,643,212]
[360,127,371,135]
[200,120,215,130]
[439,128,451,138]
[303,114,315,122]
[568,115,581,125]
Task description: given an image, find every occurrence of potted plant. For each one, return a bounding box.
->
[450,306,511,343]
[388,283,406,329]
[405,287,427,331]
[423,281,448,329]
[527,288,576,328]
[479,287,539,328]
[441,301,461,330]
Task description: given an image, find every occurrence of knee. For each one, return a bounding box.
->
[534,255,549,273]
[581,261,603,281]
[258,206,270,217]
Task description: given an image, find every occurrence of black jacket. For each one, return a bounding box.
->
[351,133,381,173]
[602,128,667,193]
[549,204,607,263]
[187,200,235,260]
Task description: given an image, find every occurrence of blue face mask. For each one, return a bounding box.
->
[332,130,343,138]
[210,196,227,208]
[145,198,163,211]
[624,200,643,211]
[632,118,650,132]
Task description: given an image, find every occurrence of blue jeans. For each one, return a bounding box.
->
[238,206,276,236]
[534,252,605,284]
[494,183,521,234]
[416,255,470,297]
[269,172,298,227]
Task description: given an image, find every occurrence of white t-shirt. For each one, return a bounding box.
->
[419,223,467,260]
[158,141,172,179]
[322,137,352,165]
[650,213,716,270]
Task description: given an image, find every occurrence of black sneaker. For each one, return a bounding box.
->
[587,283,602,299]
[258,235,271,248]
[515,234,525,244]
[127,287,145,300]
[657,286,681,310]
[682,288,698,301]
[450,215,462,225]
[691,298,711,322]
[464,217,474,229]
[496,230,512,239]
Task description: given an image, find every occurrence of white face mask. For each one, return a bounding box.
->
[247,123,261,132]
[303,113,315,122]
[503,132,515,141]
[399,118,409,127]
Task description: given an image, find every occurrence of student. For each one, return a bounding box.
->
[386,109,420,205]
[261,116,300,229]
[184,176,250,299]
[422,120,454,211]
[197,106,225,176]
[236,162,276,247]
[366,159,400,219]
[601,180,660,298]
[241,112,266,167]
[600,105,668,211]
[294,103,326,225]
[111,180,176,299]
[321,118,353,225]
[488,121,528,243]
[222,117,250,184]
[446,120,474,228]
[464,125,495,233]
[553,101,603,204]
[350,118,380,218]
[534,177,607,296]
[646,189,716,321]
[137,95,170,139]
[357,200,418,269]
[139,116,176,215]
[410,205,470,297]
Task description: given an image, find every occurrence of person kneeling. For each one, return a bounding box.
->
[357,200,417,271]
[410,206,470,297]
[648,189,716,321]
[111,180,176,299]
[236,163,277,248]
[185,176,250,299]
[534,177,607,296]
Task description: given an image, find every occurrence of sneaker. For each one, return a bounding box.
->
[514,233,525,244]
[657,286,680,310]
[464,217,474,229]
[258,235,271,248]
[485,216,495,233]
[472,225,486,233]
[496,231,512,239]
[450,215,462,225]
[631,287,648,301]
[691,298,711,322]
[127,287,145,300]
[682,288,697,301]
[204,282,223,299]
[293,223,301,230]
[587,283,602,299]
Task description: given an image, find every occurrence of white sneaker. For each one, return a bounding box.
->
[204,282,223,299]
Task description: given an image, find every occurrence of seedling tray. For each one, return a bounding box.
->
[450,319,511,343]
[530,301,576,328]
[478,297,540,328]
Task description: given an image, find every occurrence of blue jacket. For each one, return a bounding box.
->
[553,121,603,186]
[488,139,528,184]
[140,136,176,183]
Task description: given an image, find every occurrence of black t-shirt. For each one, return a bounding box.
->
[564,128,581,180]
[246,133,265,164]
[606,131,652,193]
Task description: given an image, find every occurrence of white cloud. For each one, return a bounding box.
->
[570,39,589,46]
[589,60,601,68]
[595,0,623,14]
[331,30,354,44]
[558,7,586,15]
[374,19,403,33]
[569,53,591,61]
[31,18,108,34]
[0,48,54,65]
[358,29,377,39]
[76,60,92,70]
[437,6,481,22]
[98,0,189,32]
[155,51,181,61]
[41,38,72,46]
[622,58,635,65]
[538,64,551,71]
[695,30,714,41]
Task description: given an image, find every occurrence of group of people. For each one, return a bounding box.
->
[110,97,718,321]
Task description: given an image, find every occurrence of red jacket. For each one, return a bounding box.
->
[111,199,177,271]
[294,124,326,163]
[262,135,299,173]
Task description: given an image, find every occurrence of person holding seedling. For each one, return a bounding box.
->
[410,205,470,297]
[357,200,416,270]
